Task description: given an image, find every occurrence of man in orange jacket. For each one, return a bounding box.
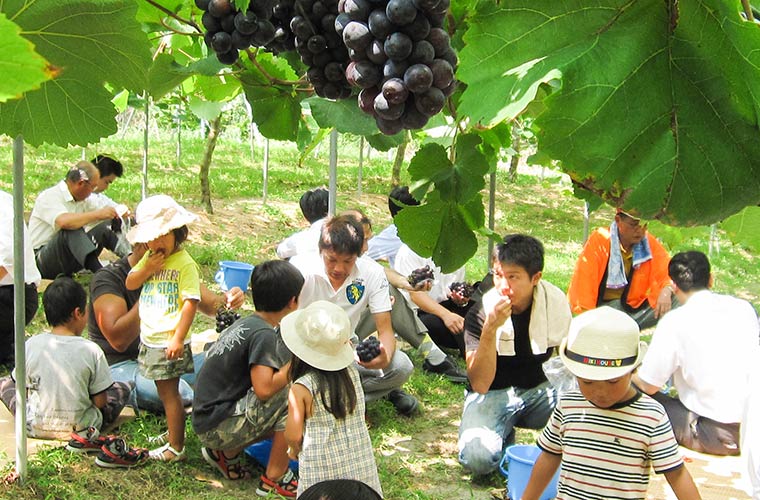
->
[567,210,674,329]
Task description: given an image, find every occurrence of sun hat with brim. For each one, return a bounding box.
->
[126,195,198,244]
[559,306,647,381]
[280,301,355,372]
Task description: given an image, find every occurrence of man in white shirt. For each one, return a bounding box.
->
[29,162,121,279]
[290,215,418,416]
[366,185,418,267]
[634,251,760,456]
[276,187,328,259]
[0,190,42,367]
[88,155,131,257]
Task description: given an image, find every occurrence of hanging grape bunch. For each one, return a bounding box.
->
[356,336,382,362]
[342,0,457,134]
[197,0,296,65]
[407,265,435,287]
[215,307,241,333]
[291,0,353,99]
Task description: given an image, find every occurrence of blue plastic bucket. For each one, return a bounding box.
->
[214,260,254,291]
[499,444,560,500]
[244,438,298,473]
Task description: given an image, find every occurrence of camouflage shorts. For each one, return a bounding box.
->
[137,343,194,381]
[196,388,288,450]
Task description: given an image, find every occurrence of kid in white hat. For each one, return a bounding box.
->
[281,301,382,497]
[125,195,200,464]
[521,307,701,500]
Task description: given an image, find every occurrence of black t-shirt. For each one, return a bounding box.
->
[191,314,292,434]
[464,294,551,391]
[87,256,142,365]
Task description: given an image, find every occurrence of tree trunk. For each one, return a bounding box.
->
[508,123,521,183]
[391,132,408,187]
[200,114,223,214]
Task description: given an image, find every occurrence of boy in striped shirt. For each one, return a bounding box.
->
[522,306,701,500]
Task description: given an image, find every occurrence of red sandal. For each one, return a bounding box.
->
[255,468,298,498]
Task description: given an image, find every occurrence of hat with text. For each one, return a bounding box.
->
[559,306,646,381]
[126,195,198,244]
[280,301,355,371]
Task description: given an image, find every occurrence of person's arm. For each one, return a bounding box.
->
[197,285,245,317]
[467,297,511,394]
[284,383,309,459]
[631,372,661,396]
[647,235,675,318]
[91,390,107,409]
[359,310,395,370]
[567,231,606,314]
[92,293,141,352]
[125,252,164,290]
[54,206,118,230]
[520,451,562,500]
[385,264,432,292]
[410,290,464,334]
[663,465,702,499]
[250,360,291,401]
[166,298,198,360]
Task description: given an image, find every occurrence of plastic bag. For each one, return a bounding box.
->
[542,356,578,394]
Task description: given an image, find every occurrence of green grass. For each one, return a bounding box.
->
[1,132,758,499]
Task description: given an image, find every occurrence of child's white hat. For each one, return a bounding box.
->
[127,195,198,244]
[559,306,646,381]
[280,301,355,371]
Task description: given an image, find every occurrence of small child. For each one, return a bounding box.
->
[192,259,303,496]
[125,195,200,462]
[0,278,132,454]
[521,306,701,500]
[281,301,383,498]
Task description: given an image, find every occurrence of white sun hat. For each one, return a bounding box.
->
[280,301,355,372]
[559,306,647,381]
[126,194,198,244]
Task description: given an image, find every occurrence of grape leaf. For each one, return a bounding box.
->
[188,95,224,120]
[720,206,760,253]
[0,13,52,103]
[366,132,404,151]
[458,0,760,226]
[148,54,195,101]
[306,97,380,137]
[0,0,151,146]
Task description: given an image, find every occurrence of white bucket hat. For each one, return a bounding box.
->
[126,195,198,244]
[559,306,646,381]
[280,301,355,372]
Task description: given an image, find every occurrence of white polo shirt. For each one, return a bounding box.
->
[638,290,760,423]
[0,191,41,286]
[394,243,465,304]
[291,252,391,332]
[29,181,99,249]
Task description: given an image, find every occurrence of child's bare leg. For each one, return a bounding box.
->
[155,378,185,454]
[266,430,289,480]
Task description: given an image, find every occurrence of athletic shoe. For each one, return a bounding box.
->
[201,447,253,480]
[256,468,298,498]
[66,427,113,454]
[95,438,149,469]
[386,389,419,416]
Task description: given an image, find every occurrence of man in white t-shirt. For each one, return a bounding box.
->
[634,251,760,456]
[276,187,328,259]
[290,215,418,416]
[29,162,121,278]
[87,155,131,257]
[0,190,42,367]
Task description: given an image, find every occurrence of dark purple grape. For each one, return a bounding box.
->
[368,9,393,39]
[386,0,417,25]
[403,12,431,40]
[231,30,253,49]
[382,78,408,105]
[342,0,371,20]
[414,86,444,116]
[216,49,239,64]
[449,281,475,300]
[220,13,237,32]
[216,307,241,332]
[208,0,233,17]
[407,265,435,286]
[374,93,405,120]
[427,27,450,56]
[429,58,453,89]
[404,63,433,93]
[202,11,222,32]
[234,11,259,35]
[356,336,382,362]
[307,34,327,53]
[211,31,233,53]
[401,101,429,129]
[384,32,413,61]
[366,39,387,65]
[358,87,380,115]
[342,21,372,51]
[409,40,435,64]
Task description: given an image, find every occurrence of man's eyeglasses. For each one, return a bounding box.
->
[618,214,648,230]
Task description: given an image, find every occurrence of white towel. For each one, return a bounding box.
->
[607,222,652,289]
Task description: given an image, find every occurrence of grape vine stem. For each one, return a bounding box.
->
[145,0,202,33]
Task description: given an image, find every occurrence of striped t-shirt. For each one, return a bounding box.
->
[537,390,683,499]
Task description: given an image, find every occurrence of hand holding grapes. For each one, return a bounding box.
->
[224,286,246,310]
[449,281,474,307]
[356,337,389,369]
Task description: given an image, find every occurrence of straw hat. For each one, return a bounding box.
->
[126,195,198,244]
[280,301,355,372]
[559,306,646,381]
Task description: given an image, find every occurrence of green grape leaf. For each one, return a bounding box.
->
[148,54,195,101]
[0,0,151,146]
[187,95,224,120]
[306,97,379,137]
[458,0,760,226]
[366,131,404,151]
[0,13,52,102]
[195,74,241,102]
[721,206,760,253]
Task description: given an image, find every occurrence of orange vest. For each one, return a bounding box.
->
[567,228,671,314]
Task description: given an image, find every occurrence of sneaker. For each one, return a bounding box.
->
[95,438,149,468]
[423,356,468,384]
[387,389,419,416]
[66,427,113,454]
[202,447,253,480]
[256,468,298,498]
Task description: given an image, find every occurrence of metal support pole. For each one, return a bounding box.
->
[12,136,28,483]
[142,96,150,200]
[329,129,338,216]
[263,138,270,205]
[583,201,590,243]
[487,171,496,265]
[357,136,364,196]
